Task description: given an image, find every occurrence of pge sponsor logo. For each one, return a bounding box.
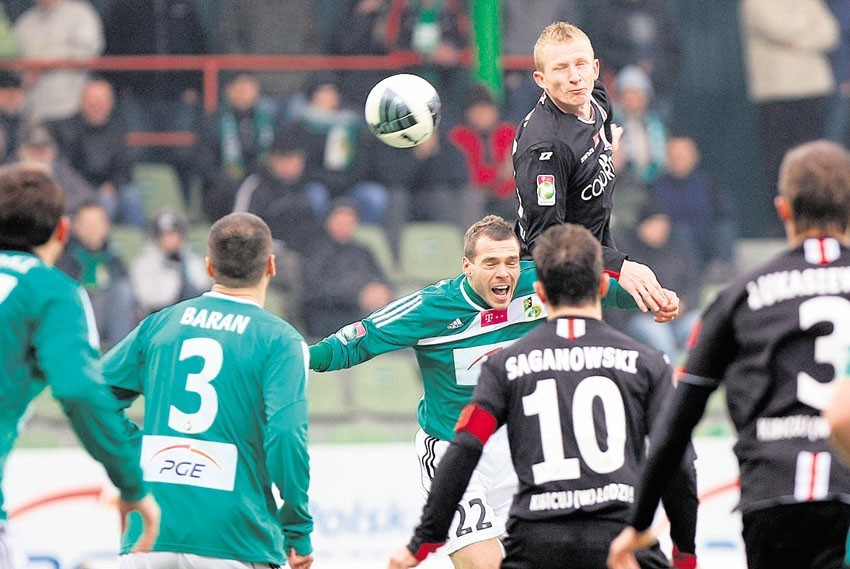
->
[141,435,238,491]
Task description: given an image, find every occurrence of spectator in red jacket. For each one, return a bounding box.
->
[448,84,516,222]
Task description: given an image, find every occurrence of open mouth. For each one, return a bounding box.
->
[491,285,511,300]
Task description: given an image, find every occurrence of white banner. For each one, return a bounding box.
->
[4,440,744,569]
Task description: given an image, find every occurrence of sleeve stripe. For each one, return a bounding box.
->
[371,291,421,320]
[680,372,722,389]
[375,297,423,329]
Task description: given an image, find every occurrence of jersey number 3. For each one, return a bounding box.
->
[523,376,627,484]
[169,338,223,434]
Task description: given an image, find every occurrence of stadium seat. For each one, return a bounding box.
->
[349,352,423,418]
[110,224,147,266]
[308,369,353,420]
[398,222,464,287]
[354,224,397,283]
[133,162,186,219]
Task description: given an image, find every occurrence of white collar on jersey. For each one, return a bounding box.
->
[202,290,262,308]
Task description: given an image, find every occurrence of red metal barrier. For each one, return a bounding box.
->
[0,52,535,145]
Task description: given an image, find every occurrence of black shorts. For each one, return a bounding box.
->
[501,517,669,569]
[741,501,850,569]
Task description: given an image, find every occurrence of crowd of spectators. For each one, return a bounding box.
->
[0,0,844,357]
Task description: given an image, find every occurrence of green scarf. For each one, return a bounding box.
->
[219,101,276,181]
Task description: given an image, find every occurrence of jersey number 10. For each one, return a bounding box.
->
[523,376,627,485]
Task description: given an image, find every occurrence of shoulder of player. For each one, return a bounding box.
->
[517,104,578,157]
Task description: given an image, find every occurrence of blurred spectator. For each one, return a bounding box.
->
[606,207,700,362]
[232,132,324,257]
[740,0,839,223]
[614,66,667,186]
[611,65,667,230]
[50,78,145,227]
[290,73,389,223]
[196,73,279,222]
[324,0,393,106]
[18,122,98,214]
[360,127,469,252]
[55,200,135,349]
[219,0,319,101]
[825,0,850,146]
[393,0,470,128]
[103,0,209,199]
[13,0,103,121]
[0,71,26,162]
[130,209,209,318]
[448,84,516,221]
[301,199,393,338]
[650,136,737,277]
[582,0,681,117]
[500,0,578,123]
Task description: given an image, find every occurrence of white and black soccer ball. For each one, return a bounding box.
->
[364,74,441,148]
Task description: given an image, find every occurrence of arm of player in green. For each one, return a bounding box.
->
[44,288,146,502]
[265,338,313,555]
[602,276,639,310]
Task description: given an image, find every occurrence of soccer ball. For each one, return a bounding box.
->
[364,74,441,148]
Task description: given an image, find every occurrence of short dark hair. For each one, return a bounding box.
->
[778,140,850,235]
[532,223,602,307]
[208,213,273,288]
[0,162,65,251]
[463,215,518,260]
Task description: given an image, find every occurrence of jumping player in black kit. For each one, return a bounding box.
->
[514,22,672,317]
[609,140,850,569]
[387,223,697,569]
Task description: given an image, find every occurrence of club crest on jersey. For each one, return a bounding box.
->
[537,175,556,206]
[522,296,544,321]
[336,321,366,344]
[481,308,508,327]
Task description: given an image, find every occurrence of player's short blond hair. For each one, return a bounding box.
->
[463,215,518,261]
[533,22,593,71]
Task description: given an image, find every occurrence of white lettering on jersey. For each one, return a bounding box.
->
[505,346,639,380]
[141,435,238,491]
[579,146,595,164]
[580,153,616,201]
[179,307,251,334]
[528,483,634,512]
[745,266,850,310]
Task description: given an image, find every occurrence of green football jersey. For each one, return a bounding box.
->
[102,291,313,563]
[0,251,146,520]
[311,261,637,440]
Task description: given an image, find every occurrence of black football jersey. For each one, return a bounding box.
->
[682,237,850,511]
[474,316,674,522]
[513,81,627,272]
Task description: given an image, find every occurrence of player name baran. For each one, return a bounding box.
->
[746,266,850,310]
[528,483,634,512]
[505,346,639,380]
[179,307,251,334]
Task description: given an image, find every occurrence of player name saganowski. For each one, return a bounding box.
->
[505,346,639,380]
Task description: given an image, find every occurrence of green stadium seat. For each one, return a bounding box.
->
[349,352,423,418]
[110,224,147,265]
[186,223,211,258]
[308,369,353,420]
[398,222,464,287]
[133,162,186,219]
[354,224,397,283]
